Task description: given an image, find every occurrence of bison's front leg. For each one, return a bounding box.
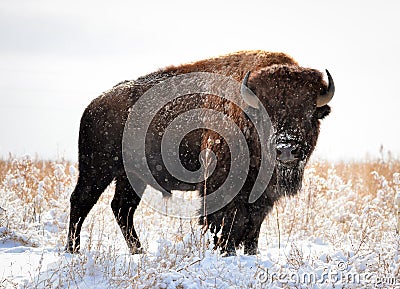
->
[214,223,237,257]
[243,223,263,255]
[243,200,274,255]
[220,241,237,257]
[210,206,248,257]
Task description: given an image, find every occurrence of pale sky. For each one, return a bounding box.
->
[0,0,399,161]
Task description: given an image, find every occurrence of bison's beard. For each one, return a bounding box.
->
[275,161,305,197]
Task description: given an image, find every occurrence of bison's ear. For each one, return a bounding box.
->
[315,105,331,119]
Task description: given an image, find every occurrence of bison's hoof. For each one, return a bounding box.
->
[221,250,236,257]
[65,246,80,254]
[244,247,259,255]
[244,248,260,255]
[130,247,143,255]
[65,241,80,254]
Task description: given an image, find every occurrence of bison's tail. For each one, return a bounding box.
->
[77,107,96,173]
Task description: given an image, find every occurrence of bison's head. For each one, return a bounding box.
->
[241,65,334,195]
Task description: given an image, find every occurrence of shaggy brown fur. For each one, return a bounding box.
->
[66,50,333,256]
[165,50,297,81]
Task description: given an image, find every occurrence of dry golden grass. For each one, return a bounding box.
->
[1,155,399,288]
[2,157,399,201]
[264,156,400,262]
[1,156,399,223]
[0,157,11,181]
[312,159,400,197]
[1,155,399,246]
[0,157,76,204]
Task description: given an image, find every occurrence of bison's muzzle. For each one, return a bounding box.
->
[276,142,303,165]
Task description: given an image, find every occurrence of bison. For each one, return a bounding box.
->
[66,50,334,256]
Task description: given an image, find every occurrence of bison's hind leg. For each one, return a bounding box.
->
[112,173,145,254]
[66,168,114,253]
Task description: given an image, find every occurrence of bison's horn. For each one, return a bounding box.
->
[240,71,260,109]
[317,69,335,107]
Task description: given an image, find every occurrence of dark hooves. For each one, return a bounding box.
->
[65,247,80,254]
[65,241,80,254]
[130,247,144,255]
[221,250,237,257]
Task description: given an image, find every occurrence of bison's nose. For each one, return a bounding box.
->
[276,143,301,164]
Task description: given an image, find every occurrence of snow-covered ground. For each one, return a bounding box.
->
[1,157,400,288]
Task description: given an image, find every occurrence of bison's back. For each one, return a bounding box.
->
[164,50,298,81]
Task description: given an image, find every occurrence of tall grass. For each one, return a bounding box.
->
[0,154,399,288]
